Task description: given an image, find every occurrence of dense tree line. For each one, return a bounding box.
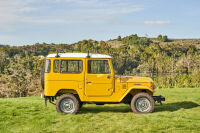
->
[0,35,200,97]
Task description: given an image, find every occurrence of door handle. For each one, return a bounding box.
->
[86,82,92,84]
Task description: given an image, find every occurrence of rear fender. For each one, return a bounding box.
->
[56,89,83,101]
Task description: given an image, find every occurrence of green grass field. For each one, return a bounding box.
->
[0,88,200,133]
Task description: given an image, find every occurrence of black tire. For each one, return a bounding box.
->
[56,94,80,114]
[40,68,45,90]
[130,93,155,113]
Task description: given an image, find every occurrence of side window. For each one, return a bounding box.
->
[61,60,82,73]
[45,59,51,73]
[53,60,60,73]
[88,60,110,74]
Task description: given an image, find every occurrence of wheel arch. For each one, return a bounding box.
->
[119,86,153,102]
[56,89,83,101]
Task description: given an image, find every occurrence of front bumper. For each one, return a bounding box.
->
[153,95,165,105]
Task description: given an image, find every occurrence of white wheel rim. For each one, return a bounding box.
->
[135,97,151,112]
[60,98,75,113]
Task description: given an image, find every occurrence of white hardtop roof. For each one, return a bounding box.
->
[47,53,112,58]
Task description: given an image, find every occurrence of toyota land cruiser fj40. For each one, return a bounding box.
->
[41,52,165,114]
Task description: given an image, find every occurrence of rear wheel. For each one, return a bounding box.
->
[56,94,80,114]
[130,93,154,113]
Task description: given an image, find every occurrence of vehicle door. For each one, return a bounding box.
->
[85,59,114,97]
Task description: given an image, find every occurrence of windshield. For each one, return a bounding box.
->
[45,59,51,73]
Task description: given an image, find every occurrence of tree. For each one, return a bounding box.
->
[157,34,168,42]
[117,36,122,41]
[162,35,168,42]
[157,34,162,41]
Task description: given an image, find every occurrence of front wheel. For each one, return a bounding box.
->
[130,93,155,113]
[56,94,80,114]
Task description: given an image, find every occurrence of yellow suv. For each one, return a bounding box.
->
[41,52,165,114]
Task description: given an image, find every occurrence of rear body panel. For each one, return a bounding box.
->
[44,58,85,101]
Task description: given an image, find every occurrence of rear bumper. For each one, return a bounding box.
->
[153,95,165,104]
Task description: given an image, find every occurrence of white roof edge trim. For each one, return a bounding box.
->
[47,53,112,58]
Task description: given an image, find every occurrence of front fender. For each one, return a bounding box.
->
[119,85,154,102]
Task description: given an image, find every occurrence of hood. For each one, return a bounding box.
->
[115,75,153,83]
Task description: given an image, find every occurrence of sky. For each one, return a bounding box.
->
[0,0,200,46]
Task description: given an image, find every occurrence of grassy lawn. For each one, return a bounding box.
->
[0,88,200,133]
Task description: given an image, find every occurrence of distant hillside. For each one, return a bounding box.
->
[106,37,200,48]
[152,38,200,49]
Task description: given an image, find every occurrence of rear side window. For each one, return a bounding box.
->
[45,59,51,73]
[61,60,82,73]
[88,60,110,74]
[53,60,60,73]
